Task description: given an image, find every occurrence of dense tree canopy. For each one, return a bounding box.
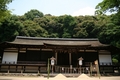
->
[0,15,23,42]
[96,0,120,14]
[0,7,119,48]
[96,0,120,48]
[24,9,44,20]
[95,0,120,62]
[0,0,12,21]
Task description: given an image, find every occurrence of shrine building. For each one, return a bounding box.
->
[0,36,119,74]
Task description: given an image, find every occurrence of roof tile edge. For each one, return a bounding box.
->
[16,36,98,41]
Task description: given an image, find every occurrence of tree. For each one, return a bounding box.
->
[96,0,120,14]
[34,16,57,37]
[22,20,48,37]
[73,26,88,38]
[0,0,12,21]
[96,0,120,62]
[95,0,120,26]
[24,9,44,20]
[0,15,24,42]
[57,15,76,38]
[80,20,96,38]
[98,24,120,47]
[95,0,120,47]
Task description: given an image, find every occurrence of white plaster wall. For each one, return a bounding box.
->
[2,52,18,64]
[99,55,112,65]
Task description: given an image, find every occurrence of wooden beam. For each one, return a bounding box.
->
[69,53,71,65]
[55,52,57,65]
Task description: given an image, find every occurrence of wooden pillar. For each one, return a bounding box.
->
[38,66,40,74]
[69,53,71,65]
[8,65,10,73]
[21,66,23,74]
[16,66,18,72]
[97,50,101,74]
[97,50,100,66]
[24,66,26,72]
[55,52,57,65]
[95,60,100,78]
[0,65,1,71]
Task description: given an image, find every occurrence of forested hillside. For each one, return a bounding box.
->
[0,9,120,48]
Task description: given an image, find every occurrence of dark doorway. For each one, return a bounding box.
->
[71,52,78,67]
[18,50,54,62]
[71,52,98,67]
[57,52,69,65]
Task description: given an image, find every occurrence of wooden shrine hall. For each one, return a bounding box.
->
[0,36,119,74]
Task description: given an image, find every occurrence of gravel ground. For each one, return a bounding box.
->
[0,74,120,80]
[0,76,120,80]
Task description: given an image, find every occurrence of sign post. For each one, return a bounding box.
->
[50,56,55,74]
[90,62,92,77]
[78,57,83,74]
[94,60,100,79]
[47,58,50,79]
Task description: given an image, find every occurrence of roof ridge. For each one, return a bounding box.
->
[16,36,98,41]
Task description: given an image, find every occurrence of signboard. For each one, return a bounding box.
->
[50,56,55,65]
[51,60,55,65]
[79,60,82,65]
[78,57,83,66]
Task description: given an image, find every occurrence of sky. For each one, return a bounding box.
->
[8,0,103,16]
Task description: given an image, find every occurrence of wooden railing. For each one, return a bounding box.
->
[1,61,47,64]
[100,62,112,65]
[17,61,46,64]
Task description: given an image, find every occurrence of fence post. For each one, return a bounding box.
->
[90,62,92,77]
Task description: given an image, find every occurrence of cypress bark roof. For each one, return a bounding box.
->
[7,36,108,47]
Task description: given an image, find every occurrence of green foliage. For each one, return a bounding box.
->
[22,20,48,37]
[57,15,76,38]
[62,32,71,38]
[99,25,120,47]
[73,27,88,38]
[0,0,12,21]
[112,58,118,64]
[0,8,120,50]
[0,15,23,42]
[24,9,44,20]
[112,54,120,62]
[96,0,120,14]
[0,7,120,60]
[95,0,120,48]
[95,0,120,47]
